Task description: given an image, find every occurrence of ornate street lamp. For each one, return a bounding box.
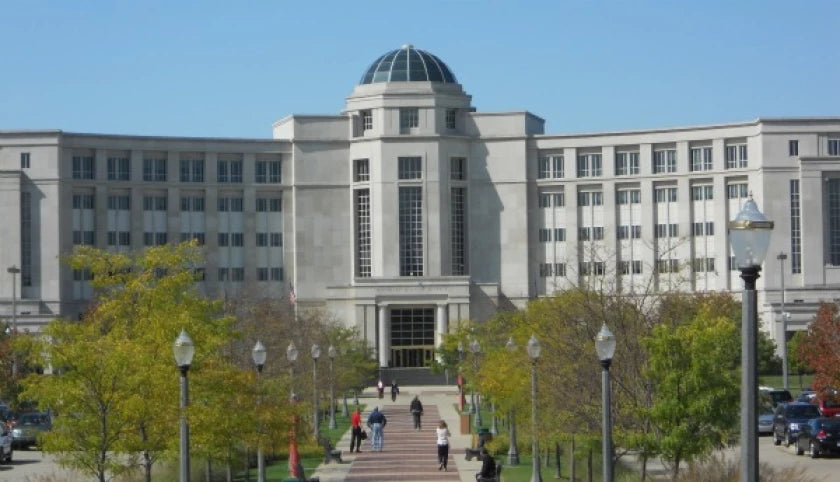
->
[328,345,337,429]
[251,341,267,482]
[7,266,20,378]
[287,342,303,479]
[729,196,773,482]
[595,324,616,482]
[173,330,195,482]
[506,336,519,466]
[777,252,790,391]
[311,343,321,438]
[527,335,542,482]
[470,339,482,427]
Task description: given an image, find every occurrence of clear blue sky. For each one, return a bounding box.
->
[2,0,839,138]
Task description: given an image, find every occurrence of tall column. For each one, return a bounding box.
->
[435,304,447,348]
[378,305,389,367]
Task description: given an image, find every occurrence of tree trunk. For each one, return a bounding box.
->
[569,435,576,482]
[545,446,550,466]
[672,455,681,481]
[640,454,648,481]
[586,448,592,482]
[206,458,212,482]
[554,441,562,478]
[226,453,233,482]
[143,450,152,482]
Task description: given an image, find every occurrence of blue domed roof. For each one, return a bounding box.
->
[359,45,457,85]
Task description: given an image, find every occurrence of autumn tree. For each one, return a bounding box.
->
[797,302,840,393]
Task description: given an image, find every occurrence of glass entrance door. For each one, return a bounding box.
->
[389,307,434,368]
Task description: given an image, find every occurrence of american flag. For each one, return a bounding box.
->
[289,283,296,305]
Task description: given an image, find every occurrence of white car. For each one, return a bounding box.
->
[0,424,12,463]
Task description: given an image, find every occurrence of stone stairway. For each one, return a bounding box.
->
[345,404,460,481]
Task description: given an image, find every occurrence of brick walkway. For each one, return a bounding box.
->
[345,404,460,481]
[312,386,482,482]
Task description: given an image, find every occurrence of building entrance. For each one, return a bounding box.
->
[389,307,435,368]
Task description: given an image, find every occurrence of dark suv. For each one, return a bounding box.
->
[773,402,822,446]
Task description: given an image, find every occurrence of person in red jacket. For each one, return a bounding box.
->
[349,407,363,453]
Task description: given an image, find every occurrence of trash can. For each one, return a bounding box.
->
[460,413,471,434]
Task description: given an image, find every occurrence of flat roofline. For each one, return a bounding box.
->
[469,111,546,122]
[61,131,287,144]
[272,114,347,127]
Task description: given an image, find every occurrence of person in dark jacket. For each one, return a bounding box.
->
[366,406,387,451]
[477,448,496,479]
[410,395,424,430]
[390,380,399,401]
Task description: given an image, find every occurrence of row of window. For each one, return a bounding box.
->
[360,108,457,132]
[71,156,283,184]
[538,222,716,243]
[353,157,468,183]
[538,144,749,179]
[95,231,284,248]
[80,195,283,212]
[539,257,746,278]
[540,183,748,208]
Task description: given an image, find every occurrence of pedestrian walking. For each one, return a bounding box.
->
[436,420,451,471]
[410,395,424,430]
[377,379,384,399]
[349,407,363,453]
[367,406,387,451]
[390,380,399,402]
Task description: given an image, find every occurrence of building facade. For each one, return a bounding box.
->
[2,45,840,366]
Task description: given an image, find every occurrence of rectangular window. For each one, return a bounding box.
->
[654,187,677,203]
[618,225,629,239]
[143,196,167,211]
[20,191,32,285]
[616,189,641,205]
[790,180,801,273]
[269,198,282,212]
[218,268,229,281]
[828,179,840,264]
[362,110,373,131]
[690,147,712,172]
[593,261,605,275]
[143,158,167,181]
[270,267,283,281]
[577,154,601,177]
[231,232,244,247]
[592,227,604,240]
[257,267,269,281]
[451,187,466,275]
[20,152,30,169]
[270,233,282,247]
[653,149,677,174]
[615,151,639,176]
[107,195,130,210]
[399,108,419,129]
[446,109,457,130]
[789,140,799,156]
[451,157,467,181]
[355,189,371,277]
[725,144,748,168]
[539,155,564,179]
[579,227,590,241]
[218,160,243,183]
[540,263,553,277]
[539,228,551,242]
[829,139,840,156]
[255,160,282,183]
[553,227,566,241]
[354,159,370,182]
[726,183,748,199]
[399,186,423,276]
[72,155,95,179]
[106,157,130,181]
[692,185,714,201]
[256,233,268,247]
[579,191,604,206]
[398,157,422,179]
[218,233,229,247]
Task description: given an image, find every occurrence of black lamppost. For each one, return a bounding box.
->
[595,324,616,482]
[457,342,465,412]
[173,330,195,482]
[287,342,303,479]
[328,345,337,429]
[506,336,519,466]
[311,343,321,438]
[7,266,19,378]
[527,335,542,482]
[777,252,789,391]
[470,339,482,427]
[252,340,267,482]
[729,196,773,482]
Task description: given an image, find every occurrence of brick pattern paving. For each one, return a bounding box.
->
[345,404,460,481]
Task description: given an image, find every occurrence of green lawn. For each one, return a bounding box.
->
[233,403,362,481]
[759,373,813,393]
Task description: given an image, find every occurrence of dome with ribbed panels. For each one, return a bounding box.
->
[359,44,457,85]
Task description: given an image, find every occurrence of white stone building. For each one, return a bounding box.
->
[1,45,839,367]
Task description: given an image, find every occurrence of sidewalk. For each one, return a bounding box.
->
[311,385,483,482]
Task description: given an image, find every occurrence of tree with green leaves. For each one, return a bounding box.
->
[20,243,237,482]
[643,300,740,479]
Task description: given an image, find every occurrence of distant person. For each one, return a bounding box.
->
[436,420,451,471]
[349,407,363,453]
[377,379,384,399]
[367,406,387,451]
[477,448,496,480]
[410,395,424,430]
[391,380,399,402]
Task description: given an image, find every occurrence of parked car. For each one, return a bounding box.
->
[795,417,840,458]
[11,412,51,449]
[796,391,817,403]
[764,389,794,408]
[0,424,11,463]
[773,402,822,446]
[759,403,775,435]
[814,397,840,418]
